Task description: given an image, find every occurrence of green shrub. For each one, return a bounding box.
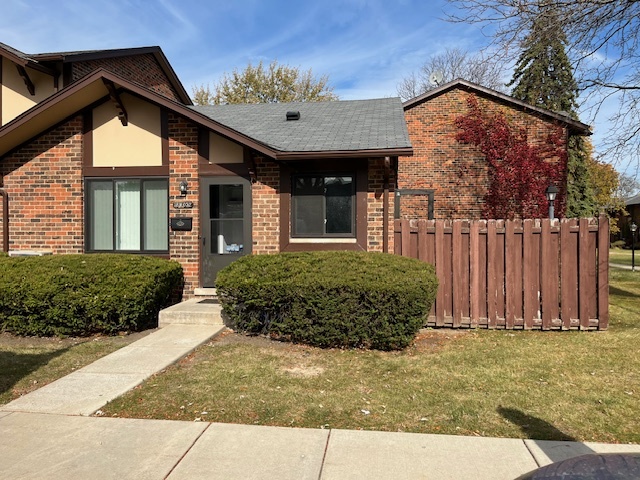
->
[611,240,626,249]
[215,251,438,350]
[0,254,183,336]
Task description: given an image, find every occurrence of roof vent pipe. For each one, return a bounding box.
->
[286,111,300,121]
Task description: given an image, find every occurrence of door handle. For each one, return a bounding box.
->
[202,236,206,246]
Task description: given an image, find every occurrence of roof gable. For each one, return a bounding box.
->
[0,42,191,105]
[403,79,591,136]
[0,69,412,160]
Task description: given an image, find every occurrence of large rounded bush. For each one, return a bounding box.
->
[0,254,183,336]
[215,251,438,350]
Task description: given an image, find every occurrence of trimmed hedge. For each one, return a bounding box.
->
[215,251,438,350]
[0,254,183,336]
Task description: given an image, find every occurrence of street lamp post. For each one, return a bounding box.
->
[545,184,559,220]
[631,222,638,272]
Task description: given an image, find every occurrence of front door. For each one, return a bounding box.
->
[201,177,252,287]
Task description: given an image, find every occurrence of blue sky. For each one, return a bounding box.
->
[0,0,486,99]
[0,0,622,171]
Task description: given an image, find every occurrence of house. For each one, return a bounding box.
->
[0,42,411,296]
[0,43,591,299]
[621,193,640,244]
[398,79,591,220]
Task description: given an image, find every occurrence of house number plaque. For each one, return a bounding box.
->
[173,201,194,209]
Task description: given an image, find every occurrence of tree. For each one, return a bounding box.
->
[446,0,640,172]
[507,4,577,113]
[192,60,338,105]
[617,173,640,199]
[506,3,594,218]
[397,47,506,101]
[455,96,566,219]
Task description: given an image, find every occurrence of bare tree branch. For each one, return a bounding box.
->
[396,47,507,101]
[446,0,640,173]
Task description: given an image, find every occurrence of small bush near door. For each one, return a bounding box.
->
[215,251,438,350]
[0,254,183,336]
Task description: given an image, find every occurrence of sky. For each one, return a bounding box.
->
[0,0,622,171]
[0,0,483,99]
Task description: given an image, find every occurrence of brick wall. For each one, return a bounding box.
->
[71,54,182,102]
[367,157,395,252]
[167,113,200,296]
[400,88,568,219]
[0,117,84,253]
[251,156,280,254]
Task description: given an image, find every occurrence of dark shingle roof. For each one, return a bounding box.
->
[191,98,411,153]
[626,193,640,206]
[0,42,32,61]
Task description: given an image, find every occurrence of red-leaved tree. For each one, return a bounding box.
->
[455,96,566,219]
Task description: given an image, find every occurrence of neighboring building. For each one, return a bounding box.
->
[399,79,591,220]
[0,44,590,298]
[0,43,410,296]
[621,193,640,244]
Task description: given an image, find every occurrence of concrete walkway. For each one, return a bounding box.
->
[0,324,223,415]
[1,322,639,479]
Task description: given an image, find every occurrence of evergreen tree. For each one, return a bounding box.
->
[508,2,595,217]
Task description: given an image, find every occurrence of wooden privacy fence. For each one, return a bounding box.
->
[394,217,609,330]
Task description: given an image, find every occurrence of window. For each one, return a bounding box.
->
[86,178,168,252]
[292,174,354,237]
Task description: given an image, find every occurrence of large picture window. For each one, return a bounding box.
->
[292,174,355,237]
[86,178,169,252]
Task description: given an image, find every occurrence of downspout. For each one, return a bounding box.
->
[383,156,391,254]
[0,188,8,253]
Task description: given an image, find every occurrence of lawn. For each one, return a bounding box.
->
[610,248,638,267]
[0,331,150,405]
[101,267,640,444]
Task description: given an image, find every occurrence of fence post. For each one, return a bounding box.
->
[597,215,609,330]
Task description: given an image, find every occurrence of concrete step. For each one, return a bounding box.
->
[159,298,223,327]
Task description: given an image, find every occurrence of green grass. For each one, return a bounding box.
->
[0,333,147,405]
[610,248,639,267]
[102,269,640,443]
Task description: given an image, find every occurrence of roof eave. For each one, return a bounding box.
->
[0,45,57,76]
[403,79,592,136]
[0,68,275,158]
[274,147,413,161]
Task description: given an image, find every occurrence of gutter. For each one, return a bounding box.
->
[0,188,8,253]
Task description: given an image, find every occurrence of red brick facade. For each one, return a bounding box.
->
[167,113,200,295]
[400,88,569,219]
[251,156,280,254]
[71,54,182,102]
[0,117,84,253]
[367,157,395,252]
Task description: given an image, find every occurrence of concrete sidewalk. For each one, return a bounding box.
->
[1,322,639,479]
[1,412,640,479]
[0,324,224,415]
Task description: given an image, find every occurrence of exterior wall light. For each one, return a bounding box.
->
[179,180,188,196]
[545,184,559,219]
